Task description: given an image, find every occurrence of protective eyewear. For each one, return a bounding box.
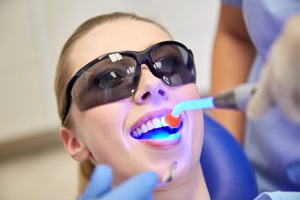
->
[62,41,196,123]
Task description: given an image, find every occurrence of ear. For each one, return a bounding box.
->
[60,127,91,162]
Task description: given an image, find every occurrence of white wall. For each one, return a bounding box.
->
[0,1,221,199]
[0,0,220,141]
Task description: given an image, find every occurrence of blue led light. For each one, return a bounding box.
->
[148,129,170,139]
[138,123,182,140]
[149,131,180,140]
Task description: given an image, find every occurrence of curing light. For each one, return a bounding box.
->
[165,83,256,128]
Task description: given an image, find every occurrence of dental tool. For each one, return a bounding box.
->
[165,83,256,128]
[156,161,177,187]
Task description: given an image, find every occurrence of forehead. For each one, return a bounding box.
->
[69,18,172,75]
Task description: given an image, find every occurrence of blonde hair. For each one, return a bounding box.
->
[54,12,169,195]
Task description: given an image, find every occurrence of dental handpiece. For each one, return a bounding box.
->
[165,83,256,128]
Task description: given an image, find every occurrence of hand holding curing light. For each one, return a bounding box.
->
[165,83,256,128]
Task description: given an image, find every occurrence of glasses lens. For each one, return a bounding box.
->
[71,54,138,111]
[150,43,195,86]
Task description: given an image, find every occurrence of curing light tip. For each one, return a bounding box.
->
[165,112,181,128]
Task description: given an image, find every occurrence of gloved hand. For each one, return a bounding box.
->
[78,165,158,200]
[247,14,300,123]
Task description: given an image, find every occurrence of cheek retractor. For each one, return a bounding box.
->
[165,83,256,128]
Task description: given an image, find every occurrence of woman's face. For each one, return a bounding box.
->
[64,18,204,186]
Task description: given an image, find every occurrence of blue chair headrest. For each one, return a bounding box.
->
[201,113,258,200]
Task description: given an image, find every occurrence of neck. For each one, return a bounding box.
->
[153,164,210,200]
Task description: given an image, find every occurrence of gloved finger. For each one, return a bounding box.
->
[273,72,300,123]
[280,90,300,124]
[100,171,158,200]
[78,165,113,200]
[247,66,273,120]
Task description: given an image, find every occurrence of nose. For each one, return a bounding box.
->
[133,66,168,104]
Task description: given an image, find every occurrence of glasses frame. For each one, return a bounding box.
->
[61,40,196,124]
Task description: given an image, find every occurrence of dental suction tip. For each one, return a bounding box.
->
[162,161,177,183]
[156,161,178,187]
[165,113,181,128]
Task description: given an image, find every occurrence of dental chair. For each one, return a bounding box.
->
[201,113,258,200]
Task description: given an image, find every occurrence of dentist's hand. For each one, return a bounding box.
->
[247,14,300,123]
[78,165,158,200]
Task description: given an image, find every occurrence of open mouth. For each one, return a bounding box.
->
[130,116,183,140]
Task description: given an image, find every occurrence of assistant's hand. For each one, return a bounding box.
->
[78,165,158,200]
[247,14,300,123]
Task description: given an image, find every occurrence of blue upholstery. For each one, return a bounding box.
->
[201,114,258,200]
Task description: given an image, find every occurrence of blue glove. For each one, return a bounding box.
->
[78,165,158,200]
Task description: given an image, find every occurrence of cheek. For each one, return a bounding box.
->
[73,101,131,163]
[169,85,204,180]
[176,84,204,156]
[173,84,201,101]
[191,110,204,154]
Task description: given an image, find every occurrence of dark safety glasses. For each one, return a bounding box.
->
[61,41,196,123]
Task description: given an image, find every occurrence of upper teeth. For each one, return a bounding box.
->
[132,116,168,137]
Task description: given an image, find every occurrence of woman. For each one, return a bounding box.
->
[54,12,210,199]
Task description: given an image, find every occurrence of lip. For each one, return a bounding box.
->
[129,108,183,148]
[140,135,181,148]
